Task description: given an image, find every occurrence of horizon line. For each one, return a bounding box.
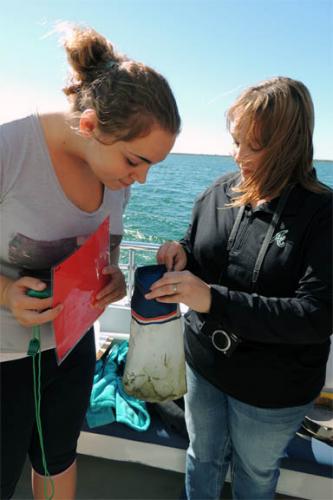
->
[171,152,333,162]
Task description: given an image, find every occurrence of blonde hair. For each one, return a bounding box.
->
[226,76,328,206]
[60,24,180,141]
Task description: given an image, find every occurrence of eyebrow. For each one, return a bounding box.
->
[136,154,152,165]
[127,147,152,165]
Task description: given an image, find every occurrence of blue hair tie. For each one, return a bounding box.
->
[105,60,118,70]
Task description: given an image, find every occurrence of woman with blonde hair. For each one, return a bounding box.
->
[147,77,332,499]
[0,23,180,499]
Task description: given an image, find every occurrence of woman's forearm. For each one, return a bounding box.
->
[110,245,120,265]
[0,274,14,308]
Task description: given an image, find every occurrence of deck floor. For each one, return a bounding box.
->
[13,454,300,499]
[13,455,184,499]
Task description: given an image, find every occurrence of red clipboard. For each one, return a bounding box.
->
[52,218,110,364]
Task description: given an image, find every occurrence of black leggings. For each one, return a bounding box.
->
[0,329,96,499]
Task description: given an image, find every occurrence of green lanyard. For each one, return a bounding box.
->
[27,327,55,500]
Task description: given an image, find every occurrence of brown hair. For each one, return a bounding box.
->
[226,76,328,206]
[60,24,181,141]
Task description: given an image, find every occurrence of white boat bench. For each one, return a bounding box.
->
[79,396,332,499]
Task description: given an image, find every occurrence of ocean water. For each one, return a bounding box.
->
[121,154,332,265]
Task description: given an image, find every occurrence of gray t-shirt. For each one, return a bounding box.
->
[0,114,130,362]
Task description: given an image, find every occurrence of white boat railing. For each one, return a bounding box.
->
[119,240,160,301]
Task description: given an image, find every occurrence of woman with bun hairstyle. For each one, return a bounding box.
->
[0,23,180,499]
[147,76,332,499]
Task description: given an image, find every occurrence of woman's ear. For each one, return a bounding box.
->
[79,109,98,138]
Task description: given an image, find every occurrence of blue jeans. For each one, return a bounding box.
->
[184,364,313,500]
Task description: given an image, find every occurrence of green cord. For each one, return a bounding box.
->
[29,326,55,500]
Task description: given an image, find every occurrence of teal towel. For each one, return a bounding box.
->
[86,341,150,431]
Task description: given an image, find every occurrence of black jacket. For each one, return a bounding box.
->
[181,172,332,408]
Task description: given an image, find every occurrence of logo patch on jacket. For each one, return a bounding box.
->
[271,229,289,248]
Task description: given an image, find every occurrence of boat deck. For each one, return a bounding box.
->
[13,454,299,499]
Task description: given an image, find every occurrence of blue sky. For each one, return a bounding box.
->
[1,0,332,159]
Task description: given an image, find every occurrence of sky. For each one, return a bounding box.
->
[1,0,332,159]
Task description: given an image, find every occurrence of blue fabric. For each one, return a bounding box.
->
[282,431,333,477]
[132,264,177,319]
[86,341,150,431]
[184,363,313,500]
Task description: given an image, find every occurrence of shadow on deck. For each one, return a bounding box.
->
[14,454,184,500]
[13,454,300,500]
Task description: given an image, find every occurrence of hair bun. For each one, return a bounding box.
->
[61,23,119,84]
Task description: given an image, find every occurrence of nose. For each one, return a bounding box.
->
[132,164,150,184]
[233,144,249,164]
[233,147,240,162]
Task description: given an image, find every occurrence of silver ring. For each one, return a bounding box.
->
[211,330,231,352]
[173,284,177,293]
